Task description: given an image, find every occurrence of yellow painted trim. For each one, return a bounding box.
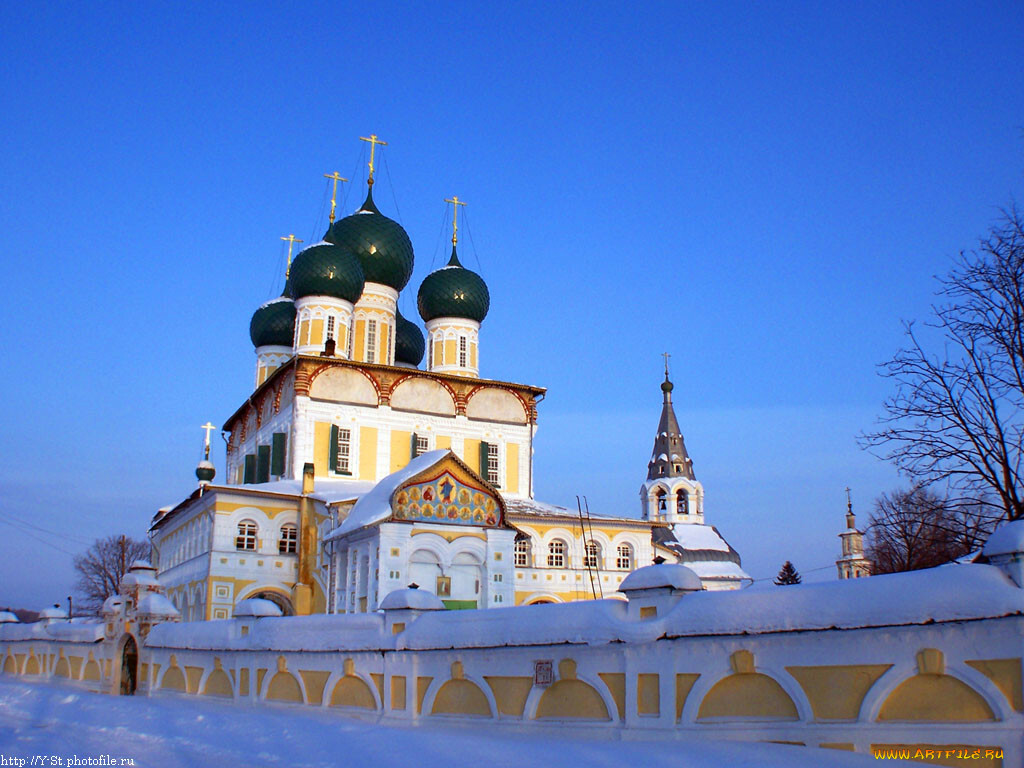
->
[878,674,996,722]
[390,430,411,473]
[410,530,486,542]
[391,675,407,710]
[431,678,491,716]
[484,676,533,717]
[354,319,366,361]
[506,443,519,494]
[314,421,330,476]
[359,426,378,480]
[202,669,234,697]
[697,673,799,720]
[330,675,377,709]
[786,664,891,721]
[638,673,660,715]
[598,673,625,720]
[966,658,1022,713]
[444,338,456,366]
[676,674,700,719]
[310,318,324,349]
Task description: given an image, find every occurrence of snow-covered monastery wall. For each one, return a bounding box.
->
[2,563,1022,763]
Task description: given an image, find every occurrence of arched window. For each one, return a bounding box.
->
[584,541,601,569]
[547,539,566,568]
[236,520,257,551]
[278,523,297,554]
[676,490,689,516]
[616,543,633,570]
[514,538,530,567]
[655,488,667,512]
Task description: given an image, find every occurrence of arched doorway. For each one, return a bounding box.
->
[119,635,138,695]
[249,591,294,616]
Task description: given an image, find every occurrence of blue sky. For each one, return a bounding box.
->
[1,1,1022,608]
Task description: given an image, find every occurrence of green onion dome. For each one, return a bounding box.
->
[196,460,216,483]
[249,296,296,348]
[326,188,414,291]
[394,309,425,366]
[417,246,490,323]
[288,241,365,303]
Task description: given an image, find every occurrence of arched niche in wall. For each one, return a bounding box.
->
[390,377,456,415]
[309,367,378,406]
[466,387,527,424]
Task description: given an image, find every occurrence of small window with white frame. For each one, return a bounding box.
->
[366,319,377,362]
[416,434,429,455]
[486,442,499,485]
[236,520,257,551]
[616,543,633,570]
[547,539,566,568]
[278,523,297,554]
[326,316,336,340]
[584,540,601,569]
[514,538,530,567]
[336,428,351,474]
[459,336,467,367]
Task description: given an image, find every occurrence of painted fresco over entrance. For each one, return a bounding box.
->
[392,470,500,527]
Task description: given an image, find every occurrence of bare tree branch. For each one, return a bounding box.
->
[862,207,1024,521]
[73,535,151,613]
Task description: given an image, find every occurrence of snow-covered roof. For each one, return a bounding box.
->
[122,570,161,588]
[37,607,67,620]
[137,593,180,618]
[0,611,19,623]
[670,523,731,552]
[983,519,1024,558]
[234,598,283,618]
[503,497,643,523]
[380,587,445,611]
[327,450,451,539]
[101,596,124,614]
[619,563,702,593]
[685,560,752,582]
[131,559,156,571]
[146,563,1023,653]
[244,476,376,505]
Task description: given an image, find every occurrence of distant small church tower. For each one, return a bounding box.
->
[837,489,871,579]
[641,358,703,523]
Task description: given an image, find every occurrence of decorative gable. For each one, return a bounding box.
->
[391,455,504,528]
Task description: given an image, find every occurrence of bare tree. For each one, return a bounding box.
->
[863,208,1024,522]
[73,535,151,612]
[866,487,988,573]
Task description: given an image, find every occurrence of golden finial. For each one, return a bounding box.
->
[359,134,387,186]
[322,172,348,224]
[280,234,303,277]
[201,422,217,461]
[445,195,467,246]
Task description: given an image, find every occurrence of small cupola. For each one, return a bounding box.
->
[618,560,702,620]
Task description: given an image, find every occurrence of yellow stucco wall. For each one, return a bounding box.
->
[391,430,411,473]
[354,319,366,361]
[464,438,481,473]
[314,421,330,476]
[506,443,519,494]
[359,426,377,479]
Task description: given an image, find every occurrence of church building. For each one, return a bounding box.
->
[148,136,750,618]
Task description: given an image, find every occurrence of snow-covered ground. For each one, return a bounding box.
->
[0,679,910,768]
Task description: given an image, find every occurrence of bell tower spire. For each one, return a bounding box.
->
[647,357,694,482]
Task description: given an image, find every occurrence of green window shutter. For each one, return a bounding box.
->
[479,441,489,479]
[271,432,286,476]
[243,454,256,484]
[411,432,419,459]
[329,424,339,473]
[256,445,271,483]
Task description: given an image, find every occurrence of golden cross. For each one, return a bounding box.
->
[359,133,387,185]
[201,422,217,460]
[280,234,303,276]
[323,171,348,224]
[445,195,467,245]
[662,352,671,377]
[845,486,852,510]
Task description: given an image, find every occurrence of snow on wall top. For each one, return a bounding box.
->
[619,563,703,592]
[983,519,1024,558]
[146,612,385,651]
[685,560,752,581]
[0,621,104,643]
[503,497,634,521]
[140,563,1023,654]
[327,450,451,538]
[671,523,731,552]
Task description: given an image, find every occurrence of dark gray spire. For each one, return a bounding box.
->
[646,370,695,481]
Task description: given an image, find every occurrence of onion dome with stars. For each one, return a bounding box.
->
[249,296,297,348]
[417,245,490,323]
[288,241,366,303]
[325,187,414,291]
[394,309,426,367]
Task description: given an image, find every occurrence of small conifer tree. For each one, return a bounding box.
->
[774,560,802,585]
